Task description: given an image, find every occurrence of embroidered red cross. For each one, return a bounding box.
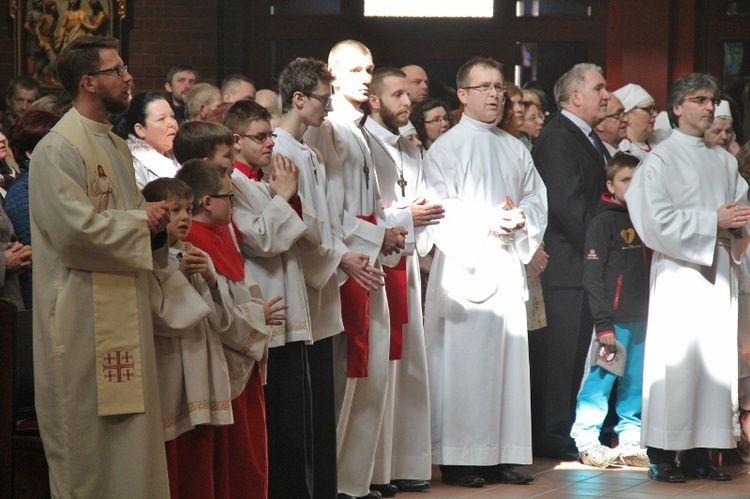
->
[102,350,135,383]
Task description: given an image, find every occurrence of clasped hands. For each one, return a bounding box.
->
[496,196,526,234]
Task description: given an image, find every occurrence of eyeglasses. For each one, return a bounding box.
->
[604,110,627,121]
[240,132,277,144]
[88,64,129,78]
[308,93,333,108]
[524,114,545,123]
[462,84,507,95]
[634,105,658,115]
[683,96,722,107]
[209,193,235,204]
[425,117,450,125]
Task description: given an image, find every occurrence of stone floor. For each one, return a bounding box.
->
[398,455,750,498]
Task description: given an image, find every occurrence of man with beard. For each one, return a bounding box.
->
[530,63,609,460]
[306,40,408,499]
[626,73,750,483]
[422,56,546,488]
[364,67,443,496]
[29,36,171,497]
[595,94,629,156]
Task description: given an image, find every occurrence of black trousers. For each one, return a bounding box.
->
[265,337,338,499]
[530,285,593,454]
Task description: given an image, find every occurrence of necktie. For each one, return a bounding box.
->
[589,130,609,164]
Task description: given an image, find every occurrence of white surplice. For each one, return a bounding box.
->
[305,94,391,497]
[29,110,170,497]
[230,171,312,347]
[422,115,547,466]
[150,244,235,441]
[625,129,748,450]
[365,117,432,482]
[272,127,345,341]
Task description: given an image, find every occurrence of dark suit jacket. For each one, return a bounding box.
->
[532,112,607,288]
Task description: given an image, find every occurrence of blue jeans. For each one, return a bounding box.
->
[570,322,646,451]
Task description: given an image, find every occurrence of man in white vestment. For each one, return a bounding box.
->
[305,40,407,499]
[364,67,445,496]
[625,72,750,483]
[422,56,547,488]
[30,36,172,497]
[270,56,388,499]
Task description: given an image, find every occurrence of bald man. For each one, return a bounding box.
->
[401,65,429,103]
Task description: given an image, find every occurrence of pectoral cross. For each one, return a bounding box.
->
[397,173,408,197]
[363,163,370,189]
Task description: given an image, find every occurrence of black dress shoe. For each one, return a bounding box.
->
[679,463,732,481]
[475,464,534,485]
[439,465,485,488]
[370,483,398,497]
[390,479,430,492]
[648,463,686,483]
[337,491,382,499]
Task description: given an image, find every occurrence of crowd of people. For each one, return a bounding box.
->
[2,33,750,498]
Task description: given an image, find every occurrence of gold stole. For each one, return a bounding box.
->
[52,109,145,416]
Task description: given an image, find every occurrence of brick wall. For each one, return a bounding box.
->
[127,0,220,93]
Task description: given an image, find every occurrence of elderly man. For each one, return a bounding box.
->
[626,73,749,483]
[184,83,221,122]
[530,63,610,461]
[594,94,629,156]
[30,36,171,497]
[423,56,547,488]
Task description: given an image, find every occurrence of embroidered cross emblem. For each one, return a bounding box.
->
[103,350,135,383]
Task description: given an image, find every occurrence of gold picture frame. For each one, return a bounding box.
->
[9,0,127,88]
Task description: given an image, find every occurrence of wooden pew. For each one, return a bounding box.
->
[0,299,50,498]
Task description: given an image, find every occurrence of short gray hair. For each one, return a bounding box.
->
[666,72,720,128]
[554,63,603,107]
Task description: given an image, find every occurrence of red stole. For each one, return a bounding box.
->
[184,220,245,282]
[384,257,408,360]
[340,213,408,376]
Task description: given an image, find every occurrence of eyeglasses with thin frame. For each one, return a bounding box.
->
[425,116,450,125]
[524,114,545,123]
[209,193,235,205]
[88,64,129,78]
[683,96,722,107]
[462,84,507,95]
[634,105,658,115]
[308,93,333,108]
[604,110,627,121]
[240,132,277,144]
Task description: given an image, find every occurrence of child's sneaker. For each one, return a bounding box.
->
[579,444,621,468]
[615,442,650,468]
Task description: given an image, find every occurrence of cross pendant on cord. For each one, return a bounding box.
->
[363,163,370,189]
[397,174,407,197]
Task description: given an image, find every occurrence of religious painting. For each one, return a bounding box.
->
[9,0,126,88]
